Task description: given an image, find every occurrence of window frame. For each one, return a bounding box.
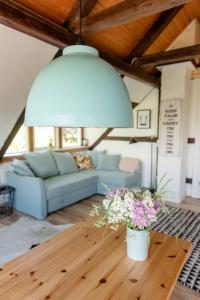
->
[4,126,84,157]
[61,128,83,149]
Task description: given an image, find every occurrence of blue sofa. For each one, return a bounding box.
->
[7,152,141,220]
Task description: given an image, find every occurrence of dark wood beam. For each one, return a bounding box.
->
[64,0,98,29]
[132,102,138,109]
[74,0,192,34]
[104,136,157,142]
[135,44,200,68]
[0,1,158,89]
[0,0,77,48]
[99,50,160,87]
[88,128,113,150]
[0,109,25,160]
[125,5,183,64]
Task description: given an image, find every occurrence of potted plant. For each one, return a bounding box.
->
[90,183,168,261]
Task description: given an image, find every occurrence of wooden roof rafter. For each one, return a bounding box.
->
[0,0,159,87]
[134,44,200,67]
[125,5,184,64]
[72,0,193,34]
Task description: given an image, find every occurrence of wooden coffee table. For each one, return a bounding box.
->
[0,217,191,300]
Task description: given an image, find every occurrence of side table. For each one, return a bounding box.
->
[0,185,15,218]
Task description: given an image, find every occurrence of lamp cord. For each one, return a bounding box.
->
[77,0,84,45]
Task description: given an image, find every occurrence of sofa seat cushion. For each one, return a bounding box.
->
[44,172,98,200]
[83,170,137,187]
[96,170,138,187]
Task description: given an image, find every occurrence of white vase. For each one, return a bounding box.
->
[126,227,149,261]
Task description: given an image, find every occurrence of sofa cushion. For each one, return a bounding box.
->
[44,172,98,200]
[97,154,121,171]
[11,159,35,177]
[52,152,77,175]
[87,150,106,167]
[24,151,59,178]
[74,155,94,170]
[96,170,137,187]
[119,157,141,173]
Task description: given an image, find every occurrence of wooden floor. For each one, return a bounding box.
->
[0,195,200,300]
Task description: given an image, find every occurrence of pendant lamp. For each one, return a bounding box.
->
[25,1,133,128]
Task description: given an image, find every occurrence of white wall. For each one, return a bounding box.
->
[0,25,58,184]
[0,25,58,148]
[188,78,200,198]
[84,78,159,187]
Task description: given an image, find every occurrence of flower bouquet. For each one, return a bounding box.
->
[90,183,168,261]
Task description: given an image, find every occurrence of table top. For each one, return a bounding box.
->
[0,217,191,300]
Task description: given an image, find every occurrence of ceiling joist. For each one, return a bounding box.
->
[73,0,192,34]
[135,44,200,67]
[0,0,159,87]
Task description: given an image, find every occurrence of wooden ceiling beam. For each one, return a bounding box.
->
[0,0,159,87]
[125,5,184,64]
[73,0,192,34]
[0,0,77,48]
[99,50,159,87]
[64,0,98,29]
[135,44,200,67]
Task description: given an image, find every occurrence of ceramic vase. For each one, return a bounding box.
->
[126,227,149,261]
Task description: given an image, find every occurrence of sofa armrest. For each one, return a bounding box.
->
[6,171,47,220]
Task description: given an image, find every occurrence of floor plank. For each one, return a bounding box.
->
[0,194,199,299]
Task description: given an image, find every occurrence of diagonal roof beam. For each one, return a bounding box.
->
[73,0,192,34]
[134,44,200,68]
[125,5,184,64]
[0,0,77,48]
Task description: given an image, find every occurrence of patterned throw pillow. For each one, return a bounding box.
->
[74,155,94,170]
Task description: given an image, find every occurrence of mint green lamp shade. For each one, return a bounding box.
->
[25,45,133,128]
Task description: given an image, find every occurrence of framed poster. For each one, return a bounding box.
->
[159,99,182,157]
[137,109,151,129]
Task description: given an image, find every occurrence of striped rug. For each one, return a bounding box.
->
[152,206,200,293]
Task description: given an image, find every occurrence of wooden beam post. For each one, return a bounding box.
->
[73,0,192,34]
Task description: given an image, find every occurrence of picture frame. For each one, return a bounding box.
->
[137,109,151,129]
